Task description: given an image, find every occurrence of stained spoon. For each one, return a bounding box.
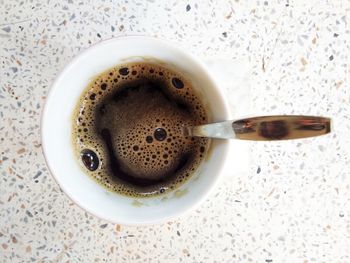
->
[183,115,331,141]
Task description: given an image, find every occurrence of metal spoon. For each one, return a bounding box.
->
[183,115,331,141]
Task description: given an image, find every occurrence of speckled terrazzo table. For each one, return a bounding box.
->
[1,0,350,262]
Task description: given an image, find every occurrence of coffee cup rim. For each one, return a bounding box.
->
[41,36,232,225]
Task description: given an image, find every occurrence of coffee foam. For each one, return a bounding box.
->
[72,62,209,197]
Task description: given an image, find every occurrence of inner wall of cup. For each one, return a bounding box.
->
[42,37,230,224]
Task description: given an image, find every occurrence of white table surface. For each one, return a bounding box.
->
[1,0,349,262]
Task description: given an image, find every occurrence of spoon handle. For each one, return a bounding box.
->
[185,115,331,140]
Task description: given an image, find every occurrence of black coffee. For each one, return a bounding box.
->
[72,62,209,197]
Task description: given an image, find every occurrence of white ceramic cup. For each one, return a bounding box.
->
[41,36,232,225]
